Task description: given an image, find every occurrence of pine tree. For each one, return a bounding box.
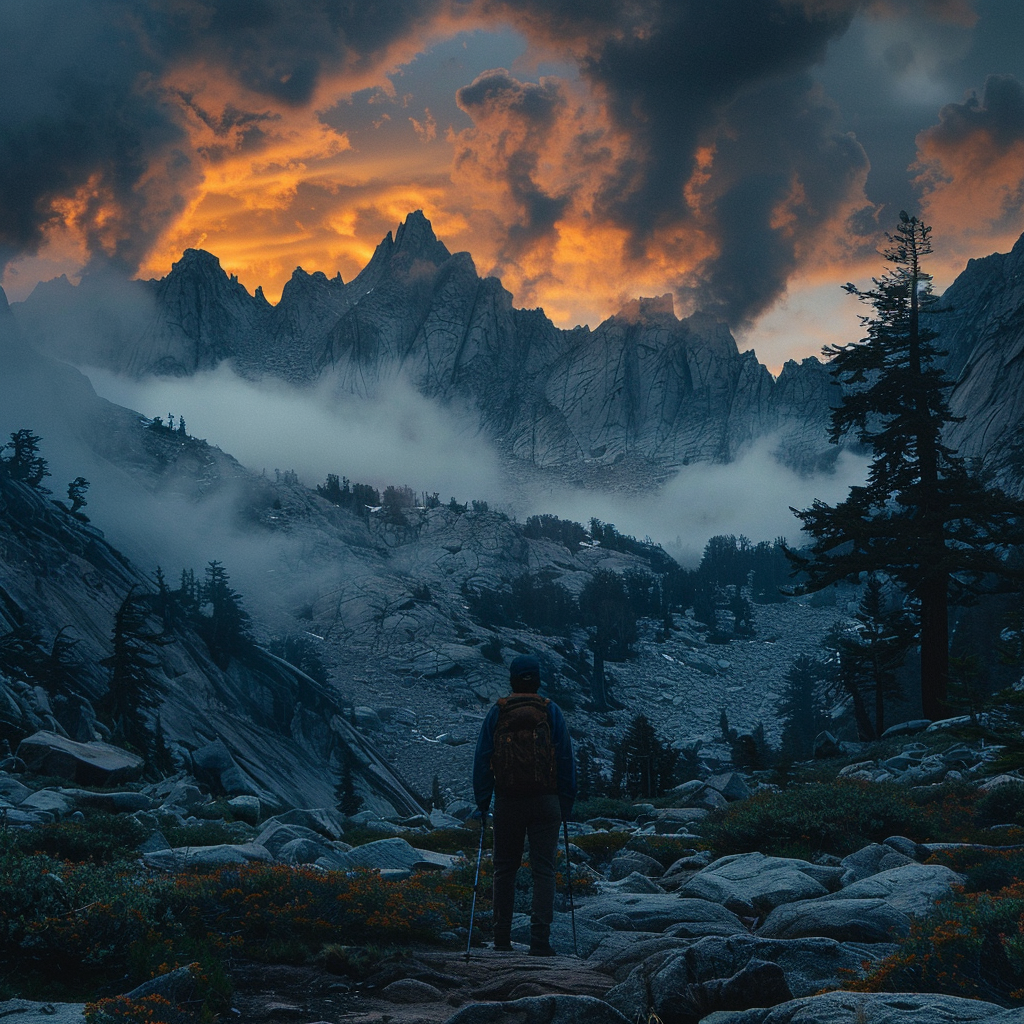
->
[99,588,170,754]
[1,429,50,489]
[198,560,251,665]
[579,570,637,711]
[612,714,678,798]
[336,747,361,816]
[848,574,913,736]
[575,741,597,804]
[791,214,1024,720]
[777,654,831,759]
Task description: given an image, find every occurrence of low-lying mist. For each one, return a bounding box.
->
[84,363,868,566]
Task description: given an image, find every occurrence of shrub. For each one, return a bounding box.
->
[13,812,148,863]
[845,881,1024,1005]
[697,781,936,859]
[317,943,404,980]
[0,837,475,1007]
[975,783,1024,829]
[568,831,631,867]
[85,994,194,1024]
[161,822,252,848]
[624,835,699,870]
[573,795,640,822]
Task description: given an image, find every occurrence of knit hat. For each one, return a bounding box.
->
[509,654,541,692]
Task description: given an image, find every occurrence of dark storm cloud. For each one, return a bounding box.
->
[0,2,194,273]
[0,0,439,275]
[692,75,871,325]
[456,70,570,259]
[581,0,856,238]
[483,0,872,324]
[923,73,1024,150]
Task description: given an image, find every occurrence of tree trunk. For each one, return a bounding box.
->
[919,573,949,720]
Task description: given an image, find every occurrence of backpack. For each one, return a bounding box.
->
[490,694,557,796]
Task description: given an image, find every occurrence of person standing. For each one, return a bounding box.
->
[473,654,576,955]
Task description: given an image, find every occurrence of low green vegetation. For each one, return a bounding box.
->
[0,829,479,1013]
[695,779,993,860]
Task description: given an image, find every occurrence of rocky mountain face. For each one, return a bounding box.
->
[12,212,844,481]
[933,231,1024,493]
[0,464,428,815]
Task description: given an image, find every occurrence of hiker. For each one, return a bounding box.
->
[473,654,576,955]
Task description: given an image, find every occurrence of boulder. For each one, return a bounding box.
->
[827,862,965,918]
[142,842,275,871]
[705,772,752,802]
[698,990,1024,1023]
[277,837,335,865]
[510,911,612,957]
[839,843,914,886]
[605,934,895,1017]
[676,853,829,916]
[598,871,665,894]
[608,850,664,880]
[686,787,730,812]
[61,789,157,813]
[678,958,793,1022]
[16,731,143,785]
[813,731,843,759]
[882,835,927,860]
[191,738,235,773]
[578,893,746,937]
[444,994,630,1024]
[124,965,200,1003]
[381,978,445,1003]
[756,898,912,943]
[0,775,31,804]
[328,836,460,873]
[19,788,76,818]
[227,795,261,824]
[430,808,465,828]
[264,806,346,840]
[257,821,331,858]
[880,719,931,738]
[0,1002,85,1024]
[584,932,691,981]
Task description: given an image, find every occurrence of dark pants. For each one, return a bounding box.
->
[491,792,561,947]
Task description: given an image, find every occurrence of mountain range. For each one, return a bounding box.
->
[14,212,1024,491]
[11,212,849,484]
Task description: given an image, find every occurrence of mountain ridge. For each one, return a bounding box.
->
[12,211,843,482]
[12,211,1024,491]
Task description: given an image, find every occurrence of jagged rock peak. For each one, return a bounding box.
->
[25,273,75,302]
[161,247,257,305]
[614,294,678,324]
[391,210,452,267]
[171,248,225,274]
[281,265,345,297]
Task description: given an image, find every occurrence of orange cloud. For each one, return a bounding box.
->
[914,74,1024,273]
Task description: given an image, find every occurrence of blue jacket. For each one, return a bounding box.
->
[473,694,576,817]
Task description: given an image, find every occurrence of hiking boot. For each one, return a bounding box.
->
[492,940,513,951]
[528,943,557,957]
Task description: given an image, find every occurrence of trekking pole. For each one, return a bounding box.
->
[563,818,578,957]
[465,814,486,961]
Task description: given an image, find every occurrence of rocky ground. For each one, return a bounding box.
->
[5,718,1024,1023]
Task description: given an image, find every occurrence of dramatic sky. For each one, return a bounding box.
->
[2,0,1024,371]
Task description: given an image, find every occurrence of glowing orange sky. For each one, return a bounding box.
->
[3,2,1024,375]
